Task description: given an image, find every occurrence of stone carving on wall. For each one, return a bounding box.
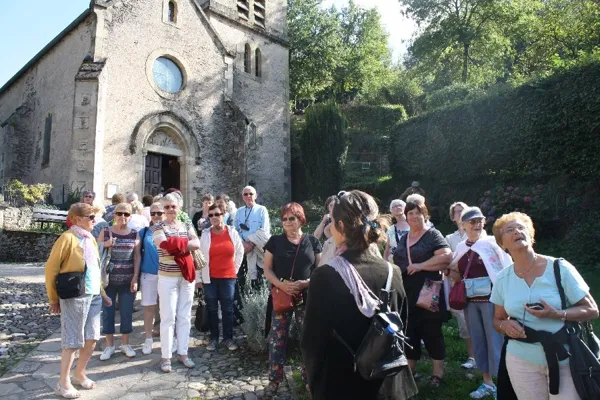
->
[147,130,182,150]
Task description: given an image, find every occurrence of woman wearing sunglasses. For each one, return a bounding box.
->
[138,202,165,355]
[45,203,112,398]
[199,203,244,351]
[263,202,322,398]
[97,202,141,361]
[152,193,201,372]
[447,207,512,399]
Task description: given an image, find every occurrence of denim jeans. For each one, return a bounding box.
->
[204,278,236,341]
[102,284,134,334]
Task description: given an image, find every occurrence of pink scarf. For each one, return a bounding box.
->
[70,225,98,268]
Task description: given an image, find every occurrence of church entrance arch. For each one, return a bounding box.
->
[143,129,183,196]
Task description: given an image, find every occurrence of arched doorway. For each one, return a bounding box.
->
[143,129,184,196]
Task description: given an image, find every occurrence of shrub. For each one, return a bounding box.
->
[4,179,52,206]
[479,184,552,225]
[240,278,271,354]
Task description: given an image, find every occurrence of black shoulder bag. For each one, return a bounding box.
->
[554,258,600,399]
[333,262,410,380]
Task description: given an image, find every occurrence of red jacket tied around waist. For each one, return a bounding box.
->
[160,237,196,283]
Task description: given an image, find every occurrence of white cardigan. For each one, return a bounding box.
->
[450,235,512,284]
[199,225,244,284]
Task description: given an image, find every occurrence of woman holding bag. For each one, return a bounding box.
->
[447,207,512,399]
[393,199,452,387]
[263,202,322,399]
[45,203,112,398]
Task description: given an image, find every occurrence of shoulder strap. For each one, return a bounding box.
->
[553,258,567,310]
[462,251,477,279]
[289,235,305,280]
[385,262,394,292]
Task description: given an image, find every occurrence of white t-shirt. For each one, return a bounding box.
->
[445,229,467,252]
[128,214,149,231]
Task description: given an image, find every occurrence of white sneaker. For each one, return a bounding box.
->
[142,339,153,355]
[100,346,115,361]
[171,338,178,354]
[461,357,477,369]
[121,344,136,358]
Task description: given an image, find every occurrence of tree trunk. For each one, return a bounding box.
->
[462,42,470,82]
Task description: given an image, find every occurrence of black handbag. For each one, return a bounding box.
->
[194,287,210,332]
[554,258,600,399]
[56,263,87,300]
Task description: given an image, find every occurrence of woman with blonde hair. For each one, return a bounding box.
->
[128,200,149,231]
[97,202,141,360]
[491,212,598,399]
[153,193,201,372]
[45,203,111,398]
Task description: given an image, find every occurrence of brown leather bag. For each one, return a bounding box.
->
[271,235,304,313]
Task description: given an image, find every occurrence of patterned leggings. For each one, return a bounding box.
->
[267,308,307,384]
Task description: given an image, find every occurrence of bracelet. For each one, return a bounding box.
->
[562,310,567,321]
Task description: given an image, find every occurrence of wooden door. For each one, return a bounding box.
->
[145,153,162,196]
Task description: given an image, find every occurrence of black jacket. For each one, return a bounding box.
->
[301,249,417,400]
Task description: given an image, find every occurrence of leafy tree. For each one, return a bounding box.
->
[299,103,348,199]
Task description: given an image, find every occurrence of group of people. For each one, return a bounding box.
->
[44,185,598,400]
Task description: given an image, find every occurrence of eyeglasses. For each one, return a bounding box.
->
[208,212,222,218]
[243,193,255,197]
[83,195,94,198]
[82,215,95,220]
[115,212,131,217]
[164,205,177,210]
[468,218,485,225]
[504,225,527,235]
[281,216,297,222]
[150,212,164,216]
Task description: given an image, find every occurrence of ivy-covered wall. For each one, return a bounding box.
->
[389,62,600,259]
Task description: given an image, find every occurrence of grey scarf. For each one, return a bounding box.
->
[328,255,381,317]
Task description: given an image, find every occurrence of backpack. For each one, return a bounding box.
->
[333,262,410,381]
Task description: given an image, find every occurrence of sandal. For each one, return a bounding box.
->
[263,381,279,400]
[160,359,172,373]
[71,377,96,390]
[178,357,195,368]
[429,375,443,388]
[55,383,81,399]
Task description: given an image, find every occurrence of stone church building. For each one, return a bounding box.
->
[0,0,290,210]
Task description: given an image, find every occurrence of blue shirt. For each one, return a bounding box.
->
[490,257,589,366]
[79,237,101,296]
[139,227,159,275]
[234,205,270,241]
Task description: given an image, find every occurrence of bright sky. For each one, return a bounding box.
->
[0,0,416,88]
[322,0,417,62]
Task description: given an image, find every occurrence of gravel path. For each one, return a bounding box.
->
[0,263,302,399]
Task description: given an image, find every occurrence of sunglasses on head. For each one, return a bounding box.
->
[115,212,131,217]
[281,216,297,222]
[208,212,222,218]
[164,205,177,210]
[243,192,255,197]
[150,211,164,216]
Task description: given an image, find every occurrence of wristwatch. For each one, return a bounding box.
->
[561,310,567,321]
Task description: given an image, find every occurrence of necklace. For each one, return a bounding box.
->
[516,254,538,276]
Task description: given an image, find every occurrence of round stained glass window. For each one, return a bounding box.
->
[152,57,183,93]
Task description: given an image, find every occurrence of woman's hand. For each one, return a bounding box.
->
[321,214,330,224]
[501,319,526,339]
[196,281,203,289]
[49,303,60,314]
[278,281,301,296]
[407,263,423,275]
[130,279,138,293]
[297,280,310,290]
[102,294,113,307]
[104,237,116,248]
[525,299,560,319]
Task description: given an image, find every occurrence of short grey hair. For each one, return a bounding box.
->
[150,202,163,210]
[449,201,468,220]
[161,193,181,207]
[126,192,139,202]
[406,194,425,205]
[242,185,256,195]
[389,199,405,212]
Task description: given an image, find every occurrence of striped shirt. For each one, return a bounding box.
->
[104,227,137,285]
[152,221,197,277]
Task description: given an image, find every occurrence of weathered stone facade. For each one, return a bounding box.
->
[0,0,290,211]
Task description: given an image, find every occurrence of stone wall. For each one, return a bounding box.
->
[0,230,58,262]
[0,205,34,231]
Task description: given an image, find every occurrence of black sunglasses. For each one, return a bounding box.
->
[208,212,222,218]
[243,192,255,197]
[115,212,131,217]
[281,216,297,222]
[83,215,95,220]
[150,211,164,216]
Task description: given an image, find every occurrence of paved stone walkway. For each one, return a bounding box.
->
[0,264,300,400]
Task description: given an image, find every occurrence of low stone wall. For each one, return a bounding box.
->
[0,205,34,231]
[0,230,58,262]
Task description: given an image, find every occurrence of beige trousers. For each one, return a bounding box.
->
[506,352,581,400]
